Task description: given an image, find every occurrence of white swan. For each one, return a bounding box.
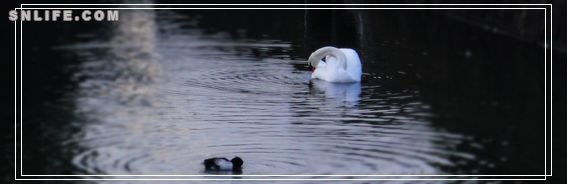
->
[308,46,362,83]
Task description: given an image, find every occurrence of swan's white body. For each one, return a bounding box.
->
[308,46,362,83]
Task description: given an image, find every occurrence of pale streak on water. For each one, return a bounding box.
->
[56,9,475,182]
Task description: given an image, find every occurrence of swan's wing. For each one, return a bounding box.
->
[340,48,362,82]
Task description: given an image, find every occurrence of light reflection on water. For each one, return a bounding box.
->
[56,9,477,178]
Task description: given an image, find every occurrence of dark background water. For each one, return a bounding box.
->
[2,1,559,183]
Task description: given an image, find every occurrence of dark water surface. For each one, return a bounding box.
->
[21,8,545,181]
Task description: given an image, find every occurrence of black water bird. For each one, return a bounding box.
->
[203,156,243,172]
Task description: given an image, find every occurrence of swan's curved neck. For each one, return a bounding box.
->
[308,46,347,70]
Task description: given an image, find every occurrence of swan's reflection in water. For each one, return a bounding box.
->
[309,80,361,104]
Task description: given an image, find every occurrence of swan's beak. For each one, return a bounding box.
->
[307,57,318,72]
[308,59,314,72]
[307,55,315,70]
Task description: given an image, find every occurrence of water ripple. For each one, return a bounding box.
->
[61,9,478,178]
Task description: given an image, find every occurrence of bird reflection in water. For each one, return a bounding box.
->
[309,80,361,105]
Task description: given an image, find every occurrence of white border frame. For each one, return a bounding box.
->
[14,3,552,181]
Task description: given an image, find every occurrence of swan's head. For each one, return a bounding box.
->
[308,46,347,70]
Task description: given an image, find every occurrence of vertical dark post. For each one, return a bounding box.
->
[304,0,361,55]
[304,0,336,56]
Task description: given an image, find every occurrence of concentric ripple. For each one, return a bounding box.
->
[61,10,478,178]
